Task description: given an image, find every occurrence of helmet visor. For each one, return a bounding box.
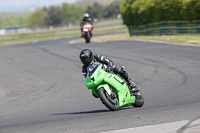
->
[81,57,90,64]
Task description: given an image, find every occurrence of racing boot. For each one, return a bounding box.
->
[127,78,139,93]
[113,65,139,93]
[119,66,138,93]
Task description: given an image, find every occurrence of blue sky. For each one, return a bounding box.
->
[0,0,77,12]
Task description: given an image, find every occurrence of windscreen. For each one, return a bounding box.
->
[87,62,100,77]
[83,23,93,29]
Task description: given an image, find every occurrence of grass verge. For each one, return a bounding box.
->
[75,33,200,45]
[0,19,126,46]
[1,18,200,46]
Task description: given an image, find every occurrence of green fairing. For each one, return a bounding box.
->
[86,63,108,97]
[104,74,135,107]
[86,63,136,108]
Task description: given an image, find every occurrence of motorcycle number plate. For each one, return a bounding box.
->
[83,29,88,32]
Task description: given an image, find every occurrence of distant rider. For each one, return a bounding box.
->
[80,13,93,37]
[79,49,138,97]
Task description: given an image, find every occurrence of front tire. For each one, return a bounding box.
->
[85,32,90,43]
[132,90,144,107]
[98,87,119,111]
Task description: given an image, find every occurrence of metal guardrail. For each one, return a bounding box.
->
[129,20,200,36]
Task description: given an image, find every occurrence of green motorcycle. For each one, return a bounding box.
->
[86,62,144,111]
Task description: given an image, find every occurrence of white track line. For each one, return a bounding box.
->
[102,119,200,133]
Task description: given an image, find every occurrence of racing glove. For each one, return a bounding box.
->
[102,64,112,72]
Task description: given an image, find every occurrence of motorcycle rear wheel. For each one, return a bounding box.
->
[98,87,119,111]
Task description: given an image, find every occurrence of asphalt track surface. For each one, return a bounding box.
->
[0,37,200,133]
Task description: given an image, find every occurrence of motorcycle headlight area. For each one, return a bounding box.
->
[83,29,89,31]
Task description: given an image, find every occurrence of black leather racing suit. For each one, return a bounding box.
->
[80,18,93,32]
[81,54,132,85]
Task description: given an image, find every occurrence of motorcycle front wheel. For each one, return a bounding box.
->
[132,90,144,107]
[85,32,90,43]
[98,87,119,111]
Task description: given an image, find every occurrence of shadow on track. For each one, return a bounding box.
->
[52,107,134,116]
[52,109,110,115]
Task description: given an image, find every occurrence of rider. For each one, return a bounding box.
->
[80,13,93,37]
[79,49,138,95]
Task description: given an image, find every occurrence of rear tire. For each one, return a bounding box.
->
[132,90,144,108]
[98,87,119,111]
[85,32,90,43]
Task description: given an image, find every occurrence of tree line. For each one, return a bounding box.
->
[29,1,121,29]
[120,0,200,27]
[0,13,28,28]
[28,3,84,28]
[0,1,121,29]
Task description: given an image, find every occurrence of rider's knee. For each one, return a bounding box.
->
[113,65,123,73]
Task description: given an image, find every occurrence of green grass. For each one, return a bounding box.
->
[75,33,200,45]
[1,19,200,46]
[0,30,78,45]
[0,19,127,46]
[132,35,200,45]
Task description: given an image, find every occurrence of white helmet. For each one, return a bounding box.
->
[84,13,89,18]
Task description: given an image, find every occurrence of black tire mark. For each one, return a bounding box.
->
[109,55,188,86]
[40,47,79,64]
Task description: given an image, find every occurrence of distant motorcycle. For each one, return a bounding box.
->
[82,23,93,43]
[86,62,144,111]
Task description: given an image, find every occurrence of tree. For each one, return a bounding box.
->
[62,3,84,25]
[120,0,184,26]
[181,0,200,21]
[44,6,65,27]
[120,0,136,26]
[28,10,46,28]
[86,2,104,20]
[104,1,121,19]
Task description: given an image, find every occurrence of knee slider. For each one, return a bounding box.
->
[113,65,122,73]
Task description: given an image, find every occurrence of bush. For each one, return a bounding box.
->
[120,0,200,27]
[181,0,200,21]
